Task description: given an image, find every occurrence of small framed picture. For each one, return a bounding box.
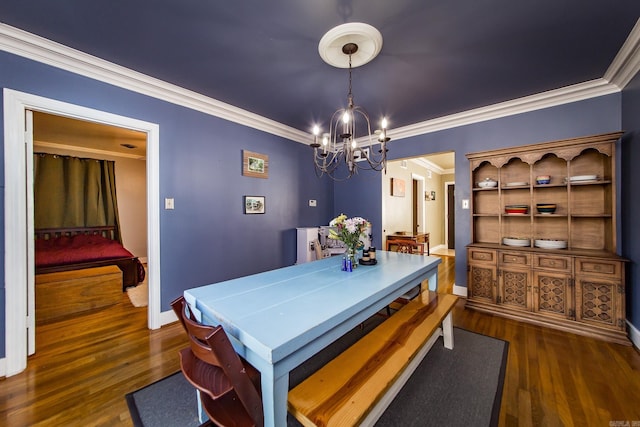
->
[242,150,269,179]
[391,178,405,197]
[244,195,265,214]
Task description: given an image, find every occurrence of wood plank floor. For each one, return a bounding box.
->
[1,254,639,426]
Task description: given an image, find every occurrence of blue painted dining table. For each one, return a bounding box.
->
[184,250,441,427]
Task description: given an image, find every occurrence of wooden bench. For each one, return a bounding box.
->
[288,292,459,426]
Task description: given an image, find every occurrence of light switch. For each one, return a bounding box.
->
[309,199,317,207]
[165,198,175,209]
[462,199,469,209]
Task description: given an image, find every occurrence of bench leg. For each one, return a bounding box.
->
[442,312,454,349]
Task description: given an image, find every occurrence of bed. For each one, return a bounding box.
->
[35,226,145,291]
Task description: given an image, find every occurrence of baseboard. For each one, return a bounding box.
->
[160,308,178,326]
[628,320,640,350]
[0,357,5,378]
[453,284,467,298]
[430,244,447,252]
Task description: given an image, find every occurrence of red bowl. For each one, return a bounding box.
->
[505,208,528,214]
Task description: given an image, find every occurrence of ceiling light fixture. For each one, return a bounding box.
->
[311,23,390,181]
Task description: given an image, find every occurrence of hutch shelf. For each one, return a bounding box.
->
[465,132,630,345]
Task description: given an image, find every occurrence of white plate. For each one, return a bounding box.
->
[569,175,598,182]
[505,182,528,187]
[534,239,567,249]
[503,238,530,247]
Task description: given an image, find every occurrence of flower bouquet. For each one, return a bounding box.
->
[328,214,370,269]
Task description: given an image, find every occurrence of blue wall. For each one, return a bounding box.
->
[0,51,334,358]
[621,73,640,330]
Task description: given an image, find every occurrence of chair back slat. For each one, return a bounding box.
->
[171,296,264,427]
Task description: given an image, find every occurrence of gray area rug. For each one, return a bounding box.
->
[126,325,507,427]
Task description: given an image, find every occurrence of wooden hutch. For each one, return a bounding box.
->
[465,132,630,345]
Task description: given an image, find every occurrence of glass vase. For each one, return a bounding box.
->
[345,247,358,270]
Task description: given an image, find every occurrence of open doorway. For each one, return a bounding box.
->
[3,89,161,377]
[32,111,149,326]
[381,152,455,256]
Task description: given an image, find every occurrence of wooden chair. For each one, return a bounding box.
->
[171,296,264,427]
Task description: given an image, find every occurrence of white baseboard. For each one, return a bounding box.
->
[628,320,640,350]
[160,308,178,326]
[453,284,467,297]
[430,244,447,253]
[0,357,5,378]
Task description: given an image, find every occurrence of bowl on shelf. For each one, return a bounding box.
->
[535,175,551,185]
[477,178,498,188]
[505,204,528,214]
[536,203,557,214]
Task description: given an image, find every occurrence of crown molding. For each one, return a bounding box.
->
[605,18,640,89]
[390,78,620,142]
[1,19,639,146]
[0,23,309,144]
[409,157,453,175]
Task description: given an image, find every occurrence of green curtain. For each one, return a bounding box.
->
[33,153,122,242]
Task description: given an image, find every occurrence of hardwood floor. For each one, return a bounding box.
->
[1,255,639,426]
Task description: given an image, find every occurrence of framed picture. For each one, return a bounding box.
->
[391,178,405,197]
[242,150,269,179]
[244,195,265,214]
[431,190,436,201]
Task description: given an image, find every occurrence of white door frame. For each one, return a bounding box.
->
[3,88,161,376]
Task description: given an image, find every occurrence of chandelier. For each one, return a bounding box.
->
[311,23,390,181]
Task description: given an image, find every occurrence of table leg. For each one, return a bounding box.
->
[260,367,289,427]
[425,269,438,292]
[442,312,454,349]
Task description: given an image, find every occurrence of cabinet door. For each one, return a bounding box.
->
[575,277,624,331]
[468,264,497,304]
[532,271,572,319]
[499,267,531,311]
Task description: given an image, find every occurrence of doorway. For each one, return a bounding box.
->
[382,152,454,254]
[3,88,161,376]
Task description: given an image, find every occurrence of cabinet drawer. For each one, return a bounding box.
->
[575,258,622,279]
[468,248,496,263]
[533,254,572,273]
[499,251,530,267]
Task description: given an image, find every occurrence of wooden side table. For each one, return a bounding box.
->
[386,233,430,255]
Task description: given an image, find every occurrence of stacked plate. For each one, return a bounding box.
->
[505,204,528,214]
[503,237,530,247]
[534,239,567,249]
[569,174,598,182]
[504,181,528,187]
